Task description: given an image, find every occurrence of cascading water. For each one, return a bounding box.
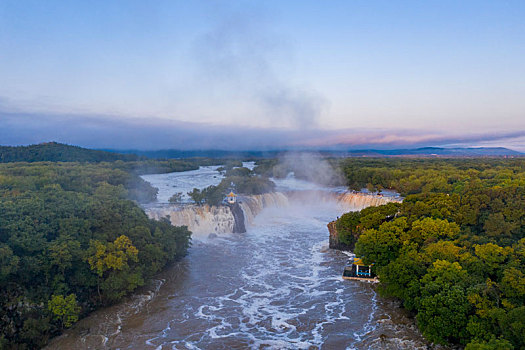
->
[144,192,291,236]
[146,204,237,236]
[337,192,399,209]
[239,192,290,225]
[145,191,397,237]
[46,166,428,350]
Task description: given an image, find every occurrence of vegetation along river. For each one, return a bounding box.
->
[47,165,430,349]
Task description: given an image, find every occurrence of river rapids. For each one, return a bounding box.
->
[46,164,430,350]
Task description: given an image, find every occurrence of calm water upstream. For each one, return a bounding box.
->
[47,165,429,349]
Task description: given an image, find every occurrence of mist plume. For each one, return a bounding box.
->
[277,152,344,186]
[192,7,328,128]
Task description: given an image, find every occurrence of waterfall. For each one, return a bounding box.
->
[239,192,289,225]
[145,191,399,237]
[144,192,289,237]
[336,192,400,209]
[146,205,236,236]
[285,190,400,212]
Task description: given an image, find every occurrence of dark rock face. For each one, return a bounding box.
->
[328,220,354,251]
[229,202,246,233]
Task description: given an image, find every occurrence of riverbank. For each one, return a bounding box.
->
[47,195,431,349]
[46,168,432,349]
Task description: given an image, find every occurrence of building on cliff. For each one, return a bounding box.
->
[226,191,237,204]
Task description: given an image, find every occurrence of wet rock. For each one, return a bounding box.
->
[229,202,246,233]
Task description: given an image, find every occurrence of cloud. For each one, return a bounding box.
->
[2,110,525,152]
[0,111,303,150]
[301,128,525,151]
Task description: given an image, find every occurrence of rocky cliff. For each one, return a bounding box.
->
[327,220,354,251]
[229,202,246,233]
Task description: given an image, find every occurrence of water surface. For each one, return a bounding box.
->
[47,166,428,349]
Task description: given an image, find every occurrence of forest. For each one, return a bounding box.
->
[334,158,525,349]
[0,142,143,163]
[0,159,196,349]
[3,145,525,349]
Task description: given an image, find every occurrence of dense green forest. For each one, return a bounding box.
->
[0,160,194,349]
[334,158,525,349]
[0,142,216,176]
[0,142,144,163]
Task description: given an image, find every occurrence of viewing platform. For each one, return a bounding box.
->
[342,258,379,282]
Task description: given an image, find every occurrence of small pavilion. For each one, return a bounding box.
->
[352,257,372,277]
[226,191,237,204]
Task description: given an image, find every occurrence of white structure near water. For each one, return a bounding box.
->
[226,191,237,204]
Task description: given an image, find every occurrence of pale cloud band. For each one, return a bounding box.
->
[2,111,524,152]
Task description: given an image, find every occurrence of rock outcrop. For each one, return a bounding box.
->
[327,220,354,251]
[229,202,246,233]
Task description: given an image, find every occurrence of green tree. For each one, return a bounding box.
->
[501,268,525,304]
[188,188,204,205]
[87,235,139,301]
[499,306,525,348]
[336,211,361,246]
[465,337,514,350]
[378,247,426,311]
[0,244,19,283]
[417,260,471,344]
[354,217,407,267]
[47,294,81,328]
[403,217,459,247]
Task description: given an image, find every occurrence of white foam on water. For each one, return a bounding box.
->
[49,167,427,350]
[157,198,377,349]
[352,290,378,342]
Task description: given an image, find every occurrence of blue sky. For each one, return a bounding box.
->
[1,1,525,150]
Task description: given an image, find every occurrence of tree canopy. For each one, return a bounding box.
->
[335,158,525,349]
[0,161,191,348]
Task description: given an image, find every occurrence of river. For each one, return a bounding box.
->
[46,164,430,349]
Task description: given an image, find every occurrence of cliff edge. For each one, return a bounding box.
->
[229,202,246,233]
[328,220,354,251]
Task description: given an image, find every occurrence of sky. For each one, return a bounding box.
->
[1,0,525,150]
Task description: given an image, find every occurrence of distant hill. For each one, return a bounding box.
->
[339,147,524,157]
[110,146,523,159]
[4,143,519,163]
[0,142,143,163]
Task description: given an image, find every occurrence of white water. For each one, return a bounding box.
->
[145,191,397,238]
[47,165,428,350]
[143,166,399,238]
